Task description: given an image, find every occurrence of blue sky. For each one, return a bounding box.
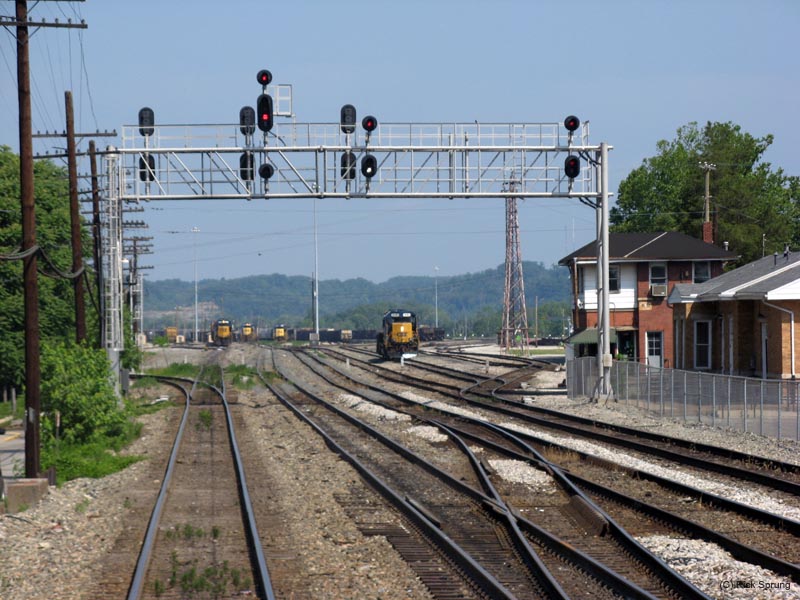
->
[1,0,798,284]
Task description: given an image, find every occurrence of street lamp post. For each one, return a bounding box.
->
[434,266,439,328]
[192,227,199,344]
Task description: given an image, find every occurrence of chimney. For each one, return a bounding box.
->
[723,241,729,251]
[702,221,713,244]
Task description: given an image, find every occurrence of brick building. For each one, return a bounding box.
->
[669,249,800,379]
[559,232,736,367]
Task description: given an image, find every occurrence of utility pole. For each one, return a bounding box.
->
[8,0,88,477]
[700,162,716,244]
[65,91,86,343]
[16,0,41,478]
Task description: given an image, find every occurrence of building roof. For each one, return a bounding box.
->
[558,232,738,265]
[668,249,800,304]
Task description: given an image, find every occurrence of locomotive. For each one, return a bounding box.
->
[211,319,233,346]
[376,309,419,359]
[240,322,257,342]
[272,324,288,342]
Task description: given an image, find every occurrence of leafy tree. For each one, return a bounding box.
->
[0,146,90,390]
[610,122,799,264]
[40,341,125,444]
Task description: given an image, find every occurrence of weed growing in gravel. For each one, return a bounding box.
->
[196,409,213,431]
[165,523,206,540]
[74,498,90,514]
[153,578,165,597]
[226,364,259,390]
[173,559,251,597]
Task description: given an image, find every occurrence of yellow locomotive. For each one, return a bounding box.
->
[240,322,257,342]
[211,319,233,346]
[272,324,288,342]
[376,309,419,359]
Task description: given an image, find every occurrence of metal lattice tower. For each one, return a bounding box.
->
[500,182,529,352]
[102,151,125,378]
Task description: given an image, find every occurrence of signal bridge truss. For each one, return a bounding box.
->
[103,118,614,400]
[114,120,605,202]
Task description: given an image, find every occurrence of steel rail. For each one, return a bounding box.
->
[442,419,800,584]
[288,348,711,598]
[298,347,800,583]
[125,374,193,600]
[259,372,523,600]
[215,370,276,600]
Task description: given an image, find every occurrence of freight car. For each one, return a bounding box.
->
[418,326,445,342]
[240,323,257,342]
[376,309,419,360]
[211,319,233,347]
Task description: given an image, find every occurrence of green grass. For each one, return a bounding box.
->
[147,362,202,379]
[226,364,259,390]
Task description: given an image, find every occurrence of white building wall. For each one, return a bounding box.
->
[579,264,637,310]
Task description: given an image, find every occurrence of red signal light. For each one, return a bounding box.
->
[564,155,581,179]
[362,115,377,132]
[256,69,272,86]
[564,115,580,132]
[257,94,274,132]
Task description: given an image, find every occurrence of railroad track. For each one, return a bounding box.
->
[272,348,713,599]
[93,367,274,600]
[300,345,800,585]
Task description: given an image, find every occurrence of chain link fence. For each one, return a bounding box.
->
[567,356,800,441]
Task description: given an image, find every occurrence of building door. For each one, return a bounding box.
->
[647,331,663,368]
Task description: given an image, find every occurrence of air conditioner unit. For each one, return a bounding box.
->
[650,284,668,297]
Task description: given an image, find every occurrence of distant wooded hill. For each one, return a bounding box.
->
[144,261,571,337]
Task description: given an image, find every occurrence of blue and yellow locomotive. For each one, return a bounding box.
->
[376,309,419,359]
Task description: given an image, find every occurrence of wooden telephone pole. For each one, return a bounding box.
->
[9,0,87,478]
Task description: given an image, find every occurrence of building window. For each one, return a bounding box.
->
[694,320,712,369]
[577,268,585,293]
[650,263,667,285]
[609,265,620,293]
[693,262,711,283]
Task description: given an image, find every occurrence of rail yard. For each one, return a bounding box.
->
[2,341,800,599]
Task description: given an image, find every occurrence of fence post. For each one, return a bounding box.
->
[670,369,675,418]
[760,380,764,436]
[727,377,732,428]
[659,367,664,417]
[744,381,748,434]
[778,380,782,440]
[712,376,716,428]
[683,371,688,423]
[697,374,702,423]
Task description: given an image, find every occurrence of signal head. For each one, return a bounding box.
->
[239,106,256,136]
[259,163,275,180]
[564,115,580,132]
[138,107,155,137]
[362,115,377,133]
[361,154,378,179]
[257,94,274,132]
[340,104,357,134]
[256,69,272,86]
[564,155,581,179]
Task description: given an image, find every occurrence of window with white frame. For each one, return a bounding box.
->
[650,263,667,285]
[694,320,712,369]
[693,261,711,283]
[577,268,585,293]
[609,265,620,293]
